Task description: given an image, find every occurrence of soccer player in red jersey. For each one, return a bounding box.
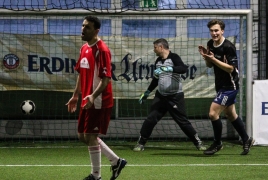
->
[66,16,127,180]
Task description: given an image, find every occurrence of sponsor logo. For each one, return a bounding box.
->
[215,54,221,59]
[80,58,89,69]
[262,102,268,115]
[27,53,197,82]
[3,54,20,69]
[28,55,76,74]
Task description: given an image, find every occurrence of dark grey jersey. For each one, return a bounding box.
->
[148,52,188,96]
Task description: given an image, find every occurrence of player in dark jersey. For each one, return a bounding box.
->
[198,19,254,155]
[66,16,126,180]
[133,38,206,152]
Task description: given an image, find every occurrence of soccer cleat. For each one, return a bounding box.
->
[83,174,101,180]
[110,158,127,180]
[193,134,206,150]
[203,142,223,155]
[133,144,145,151]
[195,142,207,151]
[241,137,255,155]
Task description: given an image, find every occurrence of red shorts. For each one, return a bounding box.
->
[78,108,112,135]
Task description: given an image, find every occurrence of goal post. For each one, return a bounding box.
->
[0,9,253,140]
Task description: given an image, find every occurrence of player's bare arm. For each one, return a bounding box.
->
[206,54,234,73]
[83,76,110,109]
[202,56,213,68]
[66,75,81,113]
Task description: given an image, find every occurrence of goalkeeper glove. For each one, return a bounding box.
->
[139,90,151,104]
[154,66,173,77]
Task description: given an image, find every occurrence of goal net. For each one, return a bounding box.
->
[0,8,253,142]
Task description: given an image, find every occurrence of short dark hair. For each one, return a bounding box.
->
[153,38,169,49]
[84,16,101,29]
[207,19,225,30]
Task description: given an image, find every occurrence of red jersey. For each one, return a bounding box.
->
[75,39,113,109]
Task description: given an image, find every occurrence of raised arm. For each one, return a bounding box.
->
[198,45,213,68]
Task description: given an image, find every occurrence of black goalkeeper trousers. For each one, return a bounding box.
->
[140,90,199,144]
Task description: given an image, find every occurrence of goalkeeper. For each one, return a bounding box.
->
[133,38,206,151]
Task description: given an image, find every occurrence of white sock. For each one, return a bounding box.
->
[88,145,101,179]
[97,137,119,166]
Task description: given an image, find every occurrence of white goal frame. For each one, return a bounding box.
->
[0,9,253,138]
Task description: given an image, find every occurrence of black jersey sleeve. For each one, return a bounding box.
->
[145,61,159,92]
[147,77,158,92]
[170,53,189,74]
[224,41,238,67]
[225,43,238,67]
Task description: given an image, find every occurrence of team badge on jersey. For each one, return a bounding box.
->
[3,54,20,70]
[80,57,89,69]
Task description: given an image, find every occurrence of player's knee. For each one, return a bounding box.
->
[174,116,190,125]
[84,135,98,146]
[78,134,98,146]
[140,119,157,138]
[208,111,219,120]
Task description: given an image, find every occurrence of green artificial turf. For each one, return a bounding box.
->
[0,141,267,180]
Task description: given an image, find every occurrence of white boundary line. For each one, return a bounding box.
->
[0,164,267,167]
[0,146,85,149]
